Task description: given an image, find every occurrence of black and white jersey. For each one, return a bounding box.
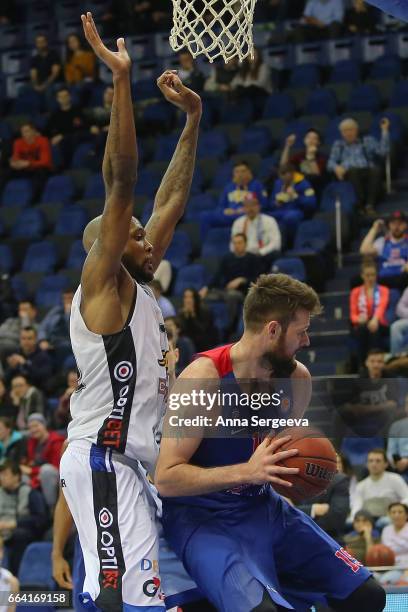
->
[68,282,169,473]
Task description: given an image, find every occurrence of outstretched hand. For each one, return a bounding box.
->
[81,12,131,77]
[157,71,202,117]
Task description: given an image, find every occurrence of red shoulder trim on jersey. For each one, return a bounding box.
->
[197,344,234,378]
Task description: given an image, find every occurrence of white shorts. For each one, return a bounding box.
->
[60,440,165,611]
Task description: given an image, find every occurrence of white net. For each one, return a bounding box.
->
[169,0,256,63]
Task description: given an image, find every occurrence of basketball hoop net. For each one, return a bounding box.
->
[170,0,256,63]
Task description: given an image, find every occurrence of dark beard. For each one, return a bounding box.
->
[260,351,297,378]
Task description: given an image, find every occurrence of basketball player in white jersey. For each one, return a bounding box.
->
[59,12,202,612]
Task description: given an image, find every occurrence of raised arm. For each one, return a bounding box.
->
[145,72,202,271]
[80,12,137,295]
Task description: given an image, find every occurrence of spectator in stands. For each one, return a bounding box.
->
[10,375,44,431]
[164,317,195,375]
[200,234,264,328]
[378,503,408,585]
[21,414,64,509]
[280,129,327,196]
[29,34,61,95]
[345,0,377,34]
[360,212,408,291]
[7,123,52,200]
[344,510,380,564]
[149,280,176,319]
[54,370,78,430]
[390,287,408,355]
[0,461,49,575]
[177,51,205,92]
[350,260,390,364]
[5,327,53,392]
[154,260,172,294]
[0,417,25,466]
[352,449,408,524]
[38,289,74,351]
[294,0,344,41]
[204,57,241,94]
[0,378,14,420]
[270,163,316,240]
[327,117,390,216]
[178,289,217,353]
[231,48,273,103]
[201,161,267,239]
[47,87,87,167]
[0,300,38,361]
[230,192,281,270]
[64,33,96,85]
[387,394,408,483]
[297,470,350,540]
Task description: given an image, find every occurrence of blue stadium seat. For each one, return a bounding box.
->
[0,245,13,273]
[185,194,216,222]
[164,231,192,270]
[1,178,32,207]
[18,542,55,590]
[197,130,229,159]
[238,127,270,155]
[390,80,408,107]
[271,257,306,282]
[321,181,357,214]
[36,275,69,308]
[174,264,208,296]
[330,60,361,84]
[289,64,320,88]
[22,241,57,273]
[348,84,381,113]
[11,208,45,239]
[71,141,94,169]
[55,205,88,236]
[202,228,231,258]
[154,134,181,162]
[369,55,401,80]
[84,173,105,199]
[304,88,337,117]
[66,239,86,269]
[219,98,254,125]
[41,175,75,205]
[263,93,295,120]
[291,219,331,253]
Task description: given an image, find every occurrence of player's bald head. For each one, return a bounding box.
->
[82,215,141,253]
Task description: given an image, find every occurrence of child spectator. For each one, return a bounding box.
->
[350,260,390,364]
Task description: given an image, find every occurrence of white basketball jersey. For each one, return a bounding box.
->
[68,282,169,473]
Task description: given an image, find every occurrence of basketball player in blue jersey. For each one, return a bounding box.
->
[59,12,202,612]
[156,274,386,612]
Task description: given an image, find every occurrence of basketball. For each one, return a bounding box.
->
[366,544,396,567]
[272,427,337,503]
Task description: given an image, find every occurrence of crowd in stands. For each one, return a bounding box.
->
[0,0,408,590]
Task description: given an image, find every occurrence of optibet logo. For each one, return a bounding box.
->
[99,508,114,528]
[114,361,133,382]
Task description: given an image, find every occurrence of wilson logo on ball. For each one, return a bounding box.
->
[99,508,114,528]
[114,361,134,382]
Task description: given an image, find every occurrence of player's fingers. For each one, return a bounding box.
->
[268,448,299,464]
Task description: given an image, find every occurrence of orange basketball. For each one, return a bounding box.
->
[366,544,395,567]
[272,427,337,503]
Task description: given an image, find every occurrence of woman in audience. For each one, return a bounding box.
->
[64,33,96,84]
[178,288,217,353]
[350,259,390,365]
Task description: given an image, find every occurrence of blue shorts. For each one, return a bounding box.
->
[162,492,371,612]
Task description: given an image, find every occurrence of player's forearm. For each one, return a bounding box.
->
[103,72,137,197]
[156,460,250,497]
[153,113,200,215]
